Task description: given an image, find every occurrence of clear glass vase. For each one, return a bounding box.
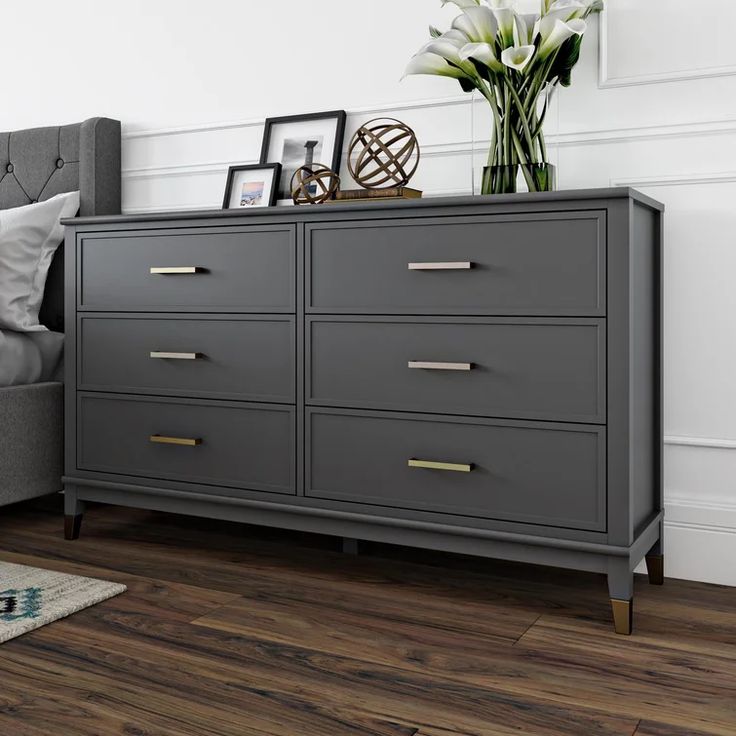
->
[481,163,556,195]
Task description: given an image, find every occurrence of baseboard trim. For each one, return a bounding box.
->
[641,498,736,586]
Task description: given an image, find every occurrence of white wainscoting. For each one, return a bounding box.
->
[598,1,736,88]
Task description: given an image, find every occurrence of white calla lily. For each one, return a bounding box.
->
[493,9,516,46]
[441,0,480,7]
[403,52,468,80]
[459,42,504,72]
[452,13,481,41]
[443,28,472,44]
[422,29,468,51]
[514,13,539,44]
[545,0,587,21]
[538,17,586,58]
[422,38,478,74]
[462,6,499,42]
[486,1,518,47]
[501,44,536,72]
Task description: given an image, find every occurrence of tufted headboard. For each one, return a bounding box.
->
[0,117,121,331]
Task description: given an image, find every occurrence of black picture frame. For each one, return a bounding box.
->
[222,163,281,209]
[259,110,347,203]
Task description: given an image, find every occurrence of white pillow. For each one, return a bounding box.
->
[0,191,79,332]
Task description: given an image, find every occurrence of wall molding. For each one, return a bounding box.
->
[665,497,736,531]
[665,435,736,450]
[598,8,736,88]
[123,119,736,182]
[611,171,736,189]
[122,95,471,140]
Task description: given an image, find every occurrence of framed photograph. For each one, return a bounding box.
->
[260,110,347,205]
[222,163,281,209]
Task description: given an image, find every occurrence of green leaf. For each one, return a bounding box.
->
[458,77,476,93]
[549,35,582,87]
[470,58,492,83]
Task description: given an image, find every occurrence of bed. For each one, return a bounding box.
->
[0,118,120,507]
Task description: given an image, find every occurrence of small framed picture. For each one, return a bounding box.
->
[222,163,281,209]
[260,110,347,205]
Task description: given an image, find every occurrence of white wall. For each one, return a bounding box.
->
[4,0,736,585]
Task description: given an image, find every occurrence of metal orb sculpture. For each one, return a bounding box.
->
[348,118,420,189]
[290,164,340,205]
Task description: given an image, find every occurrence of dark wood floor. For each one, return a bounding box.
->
[0,498,734,735]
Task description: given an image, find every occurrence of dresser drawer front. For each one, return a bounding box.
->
[307,409,605,531]
[307,213,605,315]
[78,395,295,494]
[307,317,605,423]
[79,226,295,312]
[79,315,295,403]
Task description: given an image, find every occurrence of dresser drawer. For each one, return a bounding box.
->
[78,394,295,494]
[78,226,295,312]
[307,409,605,531]
[79,315,295,403]
[307,317,605,423]
[306,213,605,315]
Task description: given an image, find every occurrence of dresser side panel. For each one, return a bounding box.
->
[631,203,662,533]
[605,200,633,545]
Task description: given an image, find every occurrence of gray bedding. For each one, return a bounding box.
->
[0,329,63,387]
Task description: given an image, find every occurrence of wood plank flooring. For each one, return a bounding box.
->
[0,497,734,735]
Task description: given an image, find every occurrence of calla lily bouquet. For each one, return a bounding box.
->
[404,0,603,194]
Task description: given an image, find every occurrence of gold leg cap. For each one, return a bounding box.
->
[611,598,633,635]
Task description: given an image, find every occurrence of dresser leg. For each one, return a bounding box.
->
[341,537,360,555]
[64,488,86,541]
[64,514,83,541]
[645,535,664,585]
[607,559,634,635]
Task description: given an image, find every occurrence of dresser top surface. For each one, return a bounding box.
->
[63,187,664,228]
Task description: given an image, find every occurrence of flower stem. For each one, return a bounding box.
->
[503,74,537,162]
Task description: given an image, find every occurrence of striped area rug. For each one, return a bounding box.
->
[0,561,126,643]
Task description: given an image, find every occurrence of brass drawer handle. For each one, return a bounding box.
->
[408,361,473,371]
[149,266,203,275]
[408,458,473,473]
[408,262,473,271]
[149,352,204,360]
[150,435,202,447]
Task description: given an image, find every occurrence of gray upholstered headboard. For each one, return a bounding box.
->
[0,117,121,331]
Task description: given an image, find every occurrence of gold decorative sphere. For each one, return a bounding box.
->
[348,118,420,189]
[290,164,340,205]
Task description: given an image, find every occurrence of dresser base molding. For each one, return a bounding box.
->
[63,481,662,634]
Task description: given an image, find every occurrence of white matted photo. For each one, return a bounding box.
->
[260,110,346,204]
[222,163,281,209]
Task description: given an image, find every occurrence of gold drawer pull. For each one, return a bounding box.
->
[149,266,203,275]
[150,435,202,447]
[408,262,473,271]
[408,361,473,371]
[149,352,203,360]
[408,458,473,473]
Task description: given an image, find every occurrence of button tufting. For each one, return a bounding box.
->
[31,199,37,203]
[6,163,13,173]
[56,158,64,168]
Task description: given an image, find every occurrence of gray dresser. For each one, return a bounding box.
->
[62,189,664,634]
